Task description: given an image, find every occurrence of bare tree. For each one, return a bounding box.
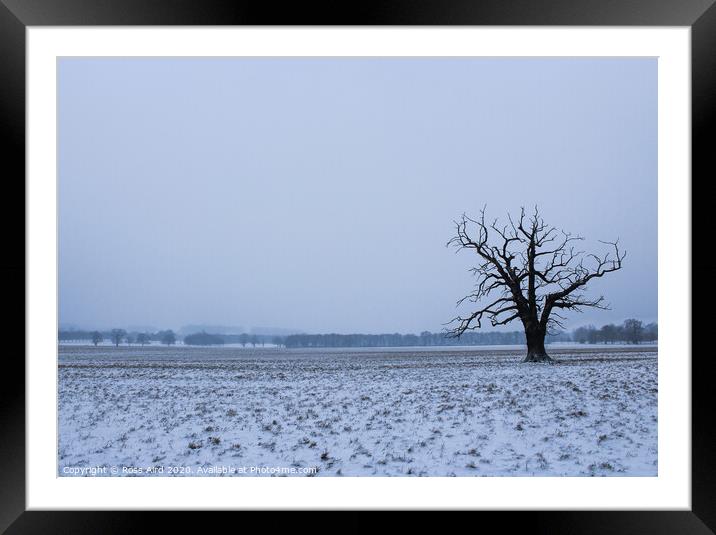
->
[238,333,249,347]
[110,328,127,347]
[160,330,176,346]
[91,331,103,346]
[622,318,644,345]
[447,207,625,362]
[136,332,150,346]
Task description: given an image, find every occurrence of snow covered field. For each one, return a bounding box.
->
[58,345,657,477]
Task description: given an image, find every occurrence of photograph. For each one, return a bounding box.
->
[2,0,711,527]
[56,56,658,478]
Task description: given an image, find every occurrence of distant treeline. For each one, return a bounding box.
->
[59,319,656,348]
[573,320,657,345]
[281,330,567,348]
[58,328,277,347]
[183,331,224,346]
[59,329,177,345]
[186,332,278,346]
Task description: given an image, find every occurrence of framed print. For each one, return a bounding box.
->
[2,0,714,532]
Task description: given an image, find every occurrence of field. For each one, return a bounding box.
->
[58,345,657,477]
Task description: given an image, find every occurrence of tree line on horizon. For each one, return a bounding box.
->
[280,319,655,348]
[572,319,656,345]
[57,328,280,347]
[58,318,656,348]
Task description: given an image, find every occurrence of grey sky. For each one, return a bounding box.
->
[58,57,657,333]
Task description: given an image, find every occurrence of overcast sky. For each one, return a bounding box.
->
[58,57,657,334]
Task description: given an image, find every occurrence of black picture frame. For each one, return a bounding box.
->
[1,0,712,531]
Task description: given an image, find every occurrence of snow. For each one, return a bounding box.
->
[58,345,657,477]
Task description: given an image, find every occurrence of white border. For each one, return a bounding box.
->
[27,27,691,510]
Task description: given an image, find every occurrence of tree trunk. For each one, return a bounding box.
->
[523,327,552,363]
